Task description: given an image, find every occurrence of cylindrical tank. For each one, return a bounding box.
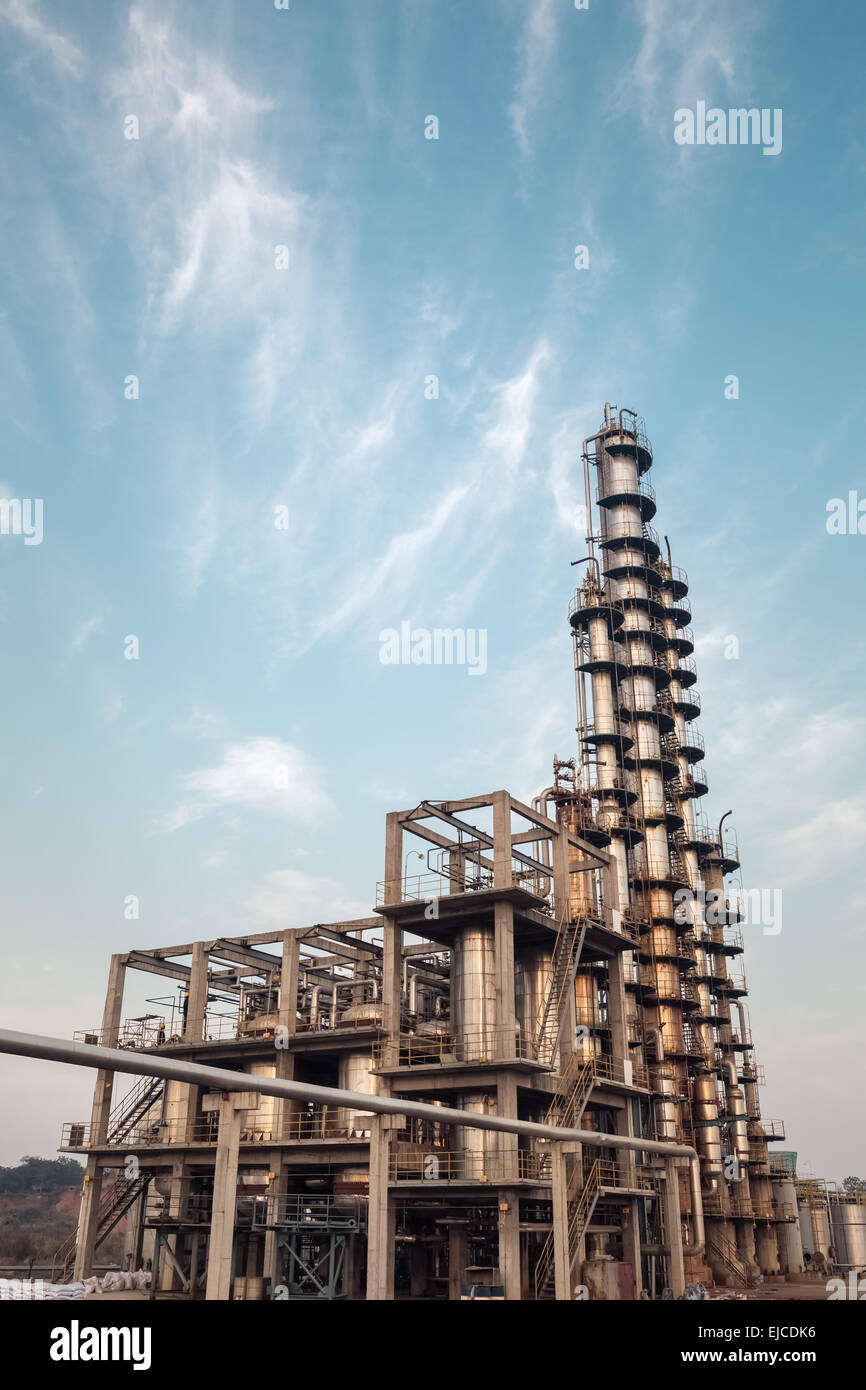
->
[574,970,599,1047]
[755,1225,780,1277]
[338,1050,381,1135]
[774,1179,804,1274]
[452,926,497,1057]
[692,1073,723,1172]
[457,1094,498,1179]
[248,1063,276,1138]
[163,1079,189,1142]
[831,1199,866,1268]
[812,1204,832,1259]
[652,1063,678,1141]
[515,946,552,1051]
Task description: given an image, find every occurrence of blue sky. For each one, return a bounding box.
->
[0,0,864,1180]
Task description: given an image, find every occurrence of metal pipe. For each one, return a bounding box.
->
[582,442,597,570]
[0,1027,698,1162]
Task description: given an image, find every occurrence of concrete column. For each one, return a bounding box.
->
[498,1191,521,1300]
[343,1233,363,1300]
[90,954,127,1143]
[551,1142,571,1301]
[273,935,299,1142]
[72,1160,104,1282]
[381,918,402,1065]
[188,1232,201,1297]
[496,1074,519,1182]
[494,901,516,1045]
[622,1199,644,1299]
[664,1158,686,1297]
[262,1149,282,1290]
[160,1159,186,1291]
[124,1184,146,1273]
[185,942,209,1043]
[492,791,511,889]
[366,1113,396,1300]
[204,1090,259,1301]
[73,955,126,1280]
[448,1223,468,1301]
[383,811,403,906]
[606,952,630,1070]
[408,1240,426,1297]
[279,931,300,1037]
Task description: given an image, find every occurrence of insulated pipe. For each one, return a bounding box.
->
[733,999,749,1043]
[0,1027,700,1176]
[583,443,596,569]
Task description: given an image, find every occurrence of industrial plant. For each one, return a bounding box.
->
[51,406,862,1299]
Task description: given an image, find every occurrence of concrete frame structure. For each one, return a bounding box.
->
[49,404,821,1300]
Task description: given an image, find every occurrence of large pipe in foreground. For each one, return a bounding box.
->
[0,1026,700,1176]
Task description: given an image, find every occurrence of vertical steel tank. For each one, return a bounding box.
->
[831,1198,866,1267]
[452,926,497,1058]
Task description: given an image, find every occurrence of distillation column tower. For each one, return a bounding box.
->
[568,404,784,1285]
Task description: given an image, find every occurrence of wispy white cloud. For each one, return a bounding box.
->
[277,340,553,654]
[779,796,866,887]
[176,487,221,598]
[0,0,85,77]
[243,868,369,926]
[302,481,471,651]
[102,8,314,422]
[611,0,748,132]
[174,706,228,740]
[102,693,124,725]
[508,0,558,158]
[162,737,331,831]
[71,615,103,651]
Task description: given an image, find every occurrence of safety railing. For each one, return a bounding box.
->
[74,1015,243,1048]
[756,1119,786,1141]
[678,728,705,760]
[376,860,553,909]
[669,597,692,626]
[729,1196,754,1219]
[388,1149,551,1184]
[600,520,660,553]
[252,1195,366,1230]
[772,1202,798,1222]
[372,1027,541,1068]
[62,1108,378,1151]
[596,477,656,511]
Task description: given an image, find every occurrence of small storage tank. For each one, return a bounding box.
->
[515,946,552,1049]
[692,1072,723,1172]
[338,1049,381,1136]
[456,1093,498,1180]
[831,1198,866,1268]
[452,927,497,1056]
[339,1002,382,1027]
[773,1179,804,1274]
[247,1063,276,1139]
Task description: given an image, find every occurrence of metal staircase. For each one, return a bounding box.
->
[52,1171,151,1282]
[544,1052,596,1132]
[107,1076,164,1144]
[535,913,588,1065]
[534,1159,602,1300]
[708,1230,753,1288]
